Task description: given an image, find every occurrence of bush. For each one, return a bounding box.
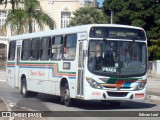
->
[148,39,160,61]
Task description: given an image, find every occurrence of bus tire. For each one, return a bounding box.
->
[21,78,30,97]
[62,83,73,106]
[109,101,121,106]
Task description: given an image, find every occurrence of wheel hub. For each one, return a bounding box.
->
[64,89,70,101]
[22,85,26,94]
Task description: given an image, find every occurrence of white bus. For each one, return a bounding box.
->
[6,24,148,106]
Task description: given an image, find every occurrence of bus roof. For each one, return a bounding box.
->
[9,24,145,41]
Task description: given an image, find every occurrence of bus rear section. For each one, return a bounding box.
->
[6,40,21,89]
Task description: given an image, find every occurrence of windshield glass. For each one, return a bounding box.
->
[88,40,147,77]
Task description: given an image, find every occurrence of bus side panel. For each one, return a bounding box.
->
[6,62,15,88]
[43,81,56,95]
[43,62,55,95]
[56,61,78,98]
[27,61,48,93]
[46,62,61,96]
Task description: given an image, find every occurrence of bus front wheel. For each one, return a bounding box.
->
[61,83,73,106]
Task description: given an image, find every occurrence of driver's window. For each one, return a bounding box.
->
[89,42,103,70]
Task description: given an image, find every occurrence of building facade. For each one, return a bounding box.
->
[41,0,84,29]
[39,0,97,29]
[0,3,10,69]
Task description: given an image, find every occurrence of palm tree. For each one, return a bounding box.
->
[69,6,108,26]
[0,0,21,10]
[24,0,56,33]
[4,9,27,34]
[4,0,56,34]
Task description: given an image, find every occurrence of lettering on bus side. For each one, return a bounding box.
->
[8,69,11,74]
[31,70,45,76]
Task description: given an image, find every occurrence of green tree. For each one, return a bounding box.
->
[0,0,21,10]
[102,0,160,40]
[102,0,160,60]
[4,0,56,34]
[4,9,26,34]
[69,6,108,26]
[148,40,160,60]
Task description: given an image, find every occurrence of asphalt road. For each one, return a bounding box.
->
[0,81,160,120]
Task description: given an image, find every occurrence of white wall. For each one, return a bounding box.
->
[148,60,160,76]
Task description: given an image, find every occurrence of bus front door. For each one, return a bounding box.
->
[77,41,86,97]
[15,46,21,88]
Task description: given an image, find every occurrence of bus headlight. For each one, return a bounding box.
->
[86,77,103,89]
[135,81,146,90]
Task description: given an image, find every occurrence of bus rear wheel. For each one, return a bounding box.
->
[61,83,73,106]
[21,78,29,97]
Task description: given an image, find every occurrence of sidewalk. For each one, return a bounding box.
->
[147,74,160,96]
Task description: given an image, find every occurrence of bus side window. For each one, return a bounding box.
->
[63,34,77,60]
[8,41,16,61]
[40,37,51,60]
[31,38,40,60]
[21,39,31,60]
[50,36,63,60]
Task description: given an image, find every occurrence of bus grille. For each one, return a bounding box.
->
[103,86,131,89]
[107,92,128,97]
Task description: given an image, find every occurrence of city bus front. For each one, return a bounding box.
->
[84,26,147,103]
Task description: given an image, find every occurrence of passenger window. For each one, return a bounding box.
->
[31,38,40,60]
[50,36,63,60]
[8,41,16,60]
[63,34,77,60]
[21,39,31,60]
[40,37,51,60]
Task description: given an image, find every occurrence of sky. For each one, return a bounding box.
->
[97,0,104,7]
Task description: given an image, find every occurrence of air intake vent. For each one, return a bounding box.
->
[107,92,128,97]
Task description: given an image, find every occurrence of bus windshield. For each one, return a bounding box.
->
[89,27,146,40]
[88,40,147,77]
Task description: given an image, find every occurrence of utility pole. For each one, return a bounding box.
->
[110,10,114,24]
